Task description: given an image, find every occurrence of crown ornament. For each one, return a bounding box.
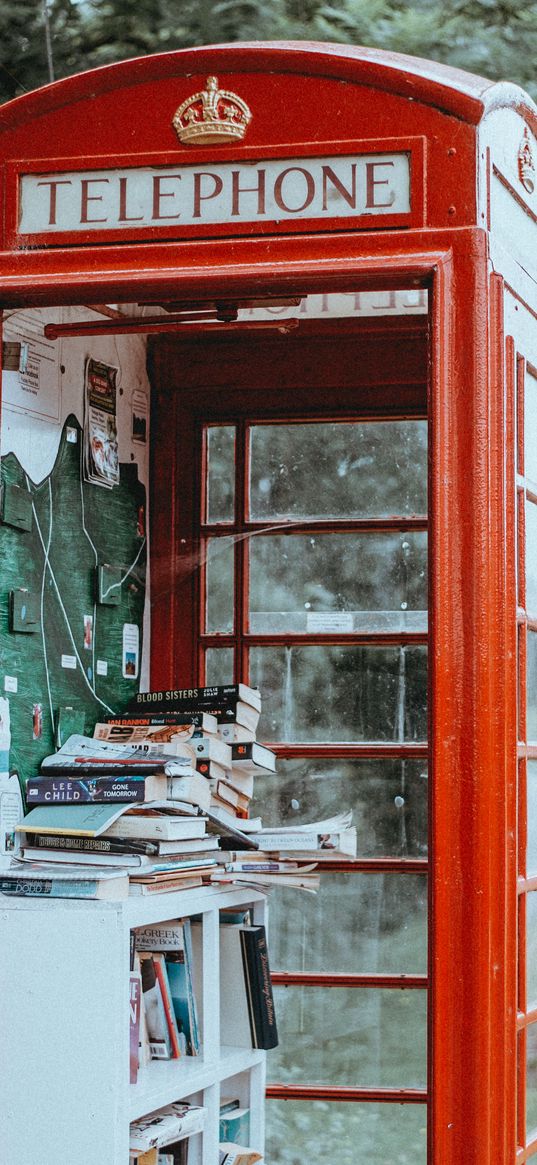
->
[173,76,252,146]
[518,126,535,195]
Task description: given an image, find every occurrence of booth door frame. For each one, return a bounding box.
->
[0,226,516,1163]
[148,231,517,1165]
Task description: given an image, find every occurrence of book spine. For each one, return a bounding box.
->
[240,927,279,1051]
[139,955,173,1059]
[183,918,201,1053]
[153,955,182,1059]
[0,876,107,898]
[31,833,157,855]
[26,778,149,803]
[105,713,210,728]
[131,685,257,707]
[129,971,142,1084]
[252,831,345,850]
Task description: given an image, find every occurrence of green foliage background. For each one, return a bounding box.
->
[1,0,536,105]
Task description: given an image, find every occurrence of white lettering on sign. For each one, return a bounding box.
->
[18,154,411,235]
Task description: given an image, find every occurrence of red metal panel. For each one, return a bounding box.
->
[429,251,517,1163]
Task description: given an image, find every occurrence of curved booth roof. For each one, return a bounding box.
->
[0,40,534,130]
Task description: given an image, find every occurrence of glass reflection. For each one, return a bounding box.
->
[269,985,427,1088]
[251,645,427,742]
[249,531,427,634]
[251,759,427,857]
[206,425,235,523]
[265,1099,427,1165]
[249,420,427,521]
[268,873,427,974]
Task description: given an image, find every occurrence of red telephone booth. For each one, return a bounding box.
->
[0,41,536,1165]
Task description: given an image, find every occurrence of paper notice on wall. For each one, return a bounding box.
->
[83,357,119,488]
[122,623,140,680]
[306,611,354,633]
[2,309,62,421]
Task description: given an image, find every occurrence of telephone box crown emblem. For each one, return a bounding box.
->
[173,76,252,146]
[518,127,535,195]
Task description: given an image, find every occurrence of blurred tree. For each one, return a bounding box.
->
[1,0,536,103]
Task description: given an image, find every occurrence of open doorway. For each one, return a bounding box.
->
[150,286,430,1164]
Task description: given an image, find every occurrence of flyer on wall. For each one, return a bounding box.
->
[83,357,120,488]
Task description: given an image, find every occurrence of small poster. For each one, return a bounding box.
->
[2,308,62,421]
[122,623,140,680]
[83,357,119,488]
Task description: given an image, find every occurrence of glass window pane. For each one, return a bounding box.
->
[251,759,428,858]
[269,872,427,974]
[269,985,427,1088]
[250,645,427,742]
[528,762,537,876]
[528,501,537,617]
[205,537,234,634]
[527,892,537,1009]
[249,420,427,521]
[526,371,537,487]
[527,1022,537,1139]
[206,425,235,523]
[265,1099,427,1165]
[204,647,234,685]
[527,631,537,742]
[249,531,428,634]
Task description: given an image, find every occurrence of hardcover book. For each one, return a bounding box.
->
[165,919,201,1057]
[191,736,232,768]
[130,685,261,713]
[139,954,173,1060]
[103,813,208,842]
[230,743,277,774]
[219,923,278,1051]
[106,711,218,733]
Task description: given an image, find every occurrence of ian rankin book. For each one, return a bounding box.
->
[106,711,218,734]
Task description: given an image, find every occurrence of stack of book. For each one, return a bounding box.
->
[101,684,274,830]
[129,1101,207,1164]
[91,684,326,893]
[130,918,200,1079]
[6,734,224,899]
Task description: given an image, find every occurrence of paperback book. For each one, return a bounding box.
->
[129,1102,207,1151]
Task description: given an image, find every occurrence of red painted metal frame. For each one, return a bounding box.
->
[0,150,517,1165]
[265,1083,427,1104]
[147,234,520,1165]
[272,972,427,989]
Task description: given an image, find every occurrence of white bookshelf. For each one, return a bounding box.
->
[0,884,267,1165]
